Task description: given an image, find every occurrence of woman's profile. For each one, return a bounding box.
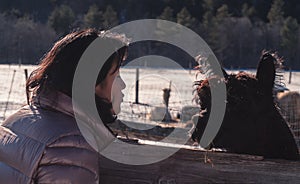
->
[0,28,128,183]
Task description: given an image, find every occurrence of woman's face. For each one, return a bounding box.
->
[95,62,126,114]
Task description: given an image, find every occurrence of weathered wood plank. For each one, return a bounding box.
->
[99,140,300,184]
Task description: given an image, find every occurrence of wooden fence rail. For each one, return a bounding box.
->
[99,140,300,184]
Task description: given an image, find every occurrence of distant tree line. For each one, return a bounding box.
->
[0,0,300,69]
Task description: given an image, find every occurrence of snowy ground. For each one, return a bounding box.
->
[0,64,200,121]
[0,64,299,150]
[0,64,299,120]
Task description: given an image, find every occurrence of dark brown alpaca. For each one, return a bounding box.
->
[192,51,299,160]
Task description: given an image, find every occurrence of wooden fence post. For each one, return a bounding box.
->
[24,69,29,105]
[289,67,292,84]
[135,68,139,104]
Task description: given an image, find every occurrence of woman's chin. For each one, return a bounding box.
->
[113,106,121,114]
[112,99,122,114]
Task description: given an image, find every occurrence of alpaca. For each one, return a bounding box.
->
[191,51,299,160]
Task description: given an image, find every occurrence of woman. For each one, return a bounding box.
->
[0,29,128,183]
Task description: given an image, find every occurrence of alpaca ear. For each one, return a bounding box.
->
[256,52,275,94]
[222,68,228,79]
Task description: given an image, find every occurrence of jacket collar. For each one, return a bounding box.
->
[33,90,74,117]
[33,89,116,152]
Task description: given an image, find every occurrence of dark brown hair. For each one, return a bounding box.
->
[191,51,299,160]
[26,28,128,103]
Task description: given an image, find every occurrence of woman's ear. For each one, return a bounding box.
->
[256,52,276,94]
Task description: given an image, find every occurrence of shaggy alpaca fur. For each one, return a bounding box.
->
[192,51,299,160]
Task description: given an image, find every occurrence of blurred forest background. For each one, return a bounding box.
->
[1,0,300,69]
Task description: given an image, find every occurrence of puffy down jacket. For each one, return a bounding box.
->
[0,92,105,184]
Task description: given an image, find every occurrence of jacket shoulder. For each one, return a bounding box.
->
[0,105,99,183]
[2,105,82,144]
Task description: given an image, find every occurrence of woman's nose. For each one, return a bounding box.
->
[120,77,126,89]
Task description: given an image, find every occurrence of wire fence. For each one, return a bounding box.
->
[0,65,33,121]
[276,92,300,147]
[0,65,300,149]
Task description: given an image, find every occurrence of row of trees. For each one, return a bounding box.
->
[0,14,56,64]
[48,4,119,34]
[0,4,120,64]
[0,0,300,69]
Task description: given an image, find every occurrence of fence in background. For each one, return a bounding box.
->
[1,65,300,149]
[0,65,33,121]
[276,91,300,147]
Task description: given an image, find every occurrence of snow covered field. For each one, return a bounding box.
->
[0,64,299,150]
[0,64,299,122]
